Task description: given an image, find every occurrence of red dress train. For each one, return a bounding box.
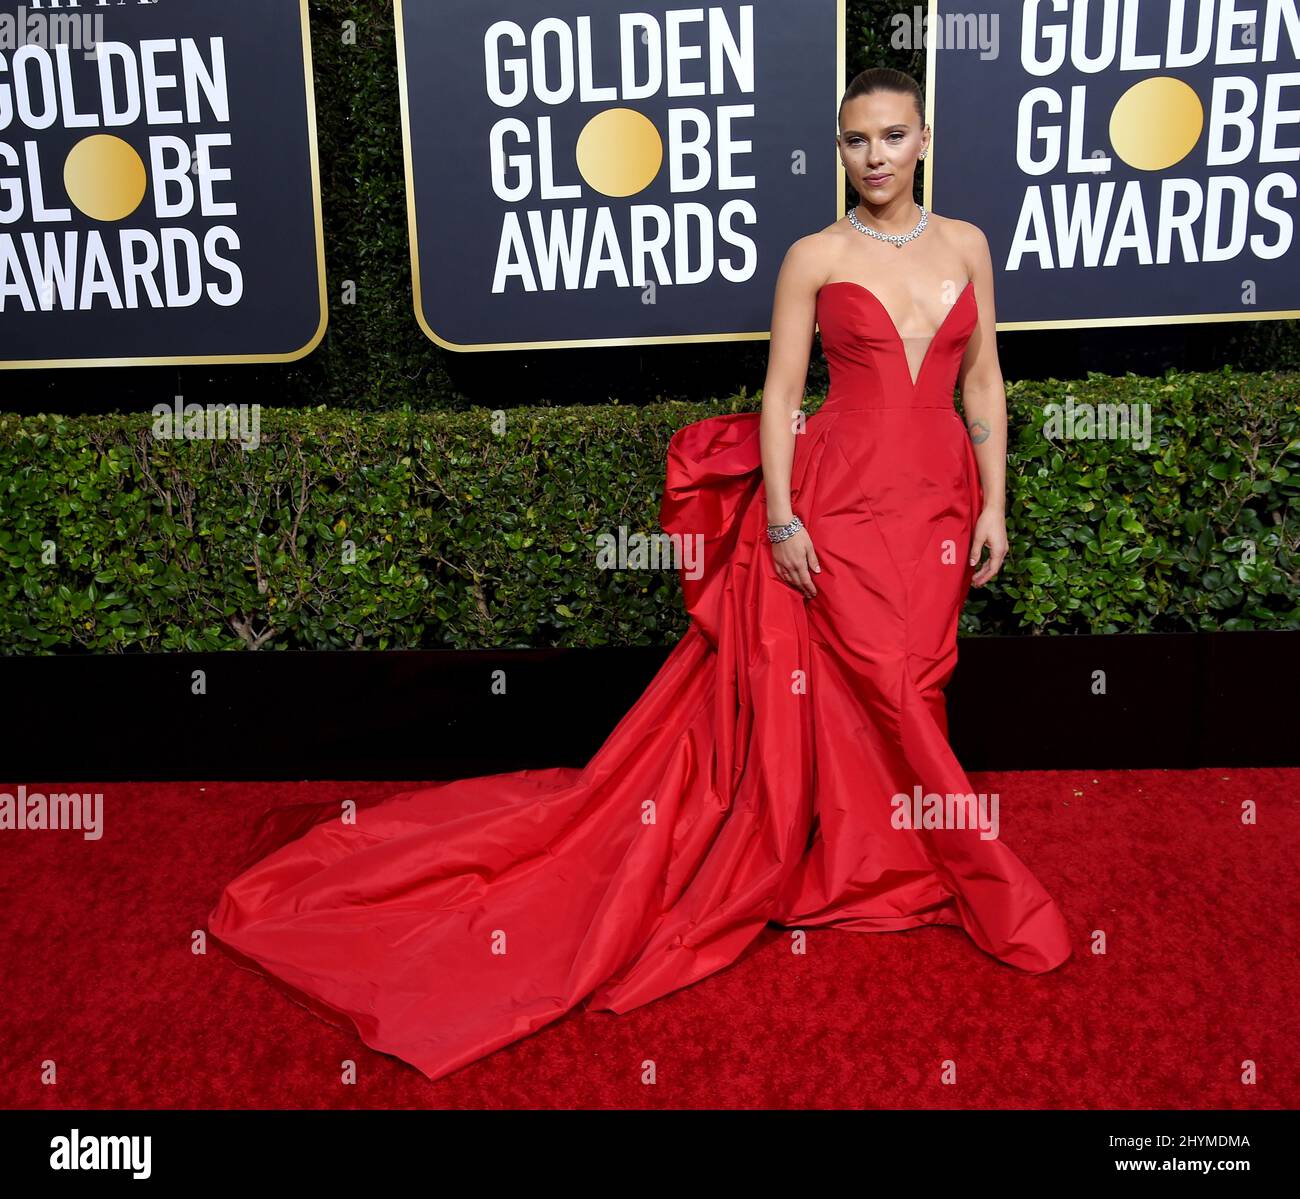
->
[207,278,1072,1082]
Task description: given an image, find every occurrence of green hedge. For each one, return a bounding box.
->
[2,370,1296,653]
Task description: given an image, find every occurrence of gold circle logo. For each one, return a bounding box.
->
[1110,77,1203,171]
[63,134,148,221]
[575,109,662,197]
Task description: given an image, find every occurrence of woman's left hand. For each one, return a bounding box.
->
[969,507,1008,587]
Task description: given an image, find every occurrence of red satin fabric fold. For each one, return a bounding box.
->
[208,281,1071,1082]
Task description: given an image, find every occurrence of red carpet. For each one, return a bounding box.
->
[1,768,1294,1109]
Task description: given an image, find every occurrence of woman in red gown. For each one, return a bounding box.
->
[208,69,1072,1083]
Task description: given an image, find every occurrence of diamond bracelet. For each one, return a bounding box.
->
[767,514,805,544]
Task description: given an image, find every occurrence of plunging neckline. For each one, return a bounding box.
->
[818,278,975,391]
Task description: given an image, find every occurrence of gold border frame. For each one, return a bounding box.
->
[0,0,330,370]
[395,0,847,351]
[922,0,1300,330]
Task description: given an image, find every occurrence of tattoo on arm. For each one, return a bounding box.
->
[967,418,991,445]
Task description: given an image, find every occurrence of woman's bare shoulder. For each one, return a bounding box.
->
[927,213,990,278]
[782,221,850,279]
[809,217,855,244]
[929,212,988,250]
[793,220,852,249]
[779,224,839,272]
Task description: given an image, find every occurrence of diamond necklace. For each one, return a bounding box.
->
[848,202,927,248]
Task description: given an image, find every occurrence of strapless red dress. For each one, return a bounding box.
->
[207,278,1073,1082]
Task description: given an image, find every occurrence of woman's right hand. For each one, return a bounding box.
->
[770,527,821,598]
